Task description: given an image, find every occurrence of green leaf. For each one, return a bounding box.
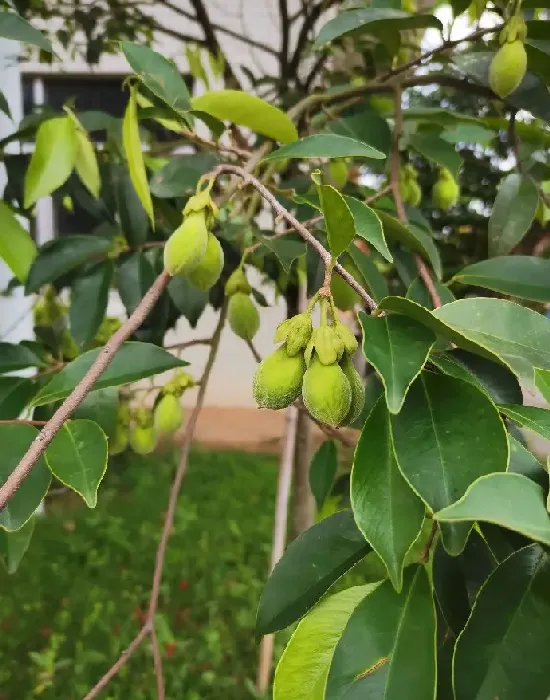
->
[453,544,550,700]
[25,235,113,294]
[0,343,43,373]
[359,312,436,414]
[192,90,298,144]
[167,275,208,328]
[309,440,338,510]
[32,342,187,406]
[0,424,51,531]
[352,399,424,590]
[453,256,550,302]
[23,117,78,209]
[70,261,114,346]
[327,109,392,159]
[348,246,389,301]
[263,134,385,162]
[74,129,100,198]
[441,123,496,146]
[391,372,509,554]
[117,252,155,316]
[115,166,150,246]
[73,387,118,438]
[432,540,471,637]
[262,234,306,273]
[406,276,455,309]
[121,42,191,115]
[0,377,37,419]
[343,196,392,262]
[409,132,462,177]
[256,510,371,636]
[314,8,442,48]
[534,367,550,403]
[325,566,436,700]
[0,516,34,574]
[0,11,52,51]
[45,419,108,507]
[488,174,538,257]
[122,86,154,226]
[318,185,355,257]
[0,201,37,282]
[274,585,375,700]
[508,434,548,488]
[499,404,550,442]
[149,153,219,198]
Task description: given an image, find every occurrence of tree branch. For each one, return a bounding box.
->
[150,627,165,700]
[279,0,290,80]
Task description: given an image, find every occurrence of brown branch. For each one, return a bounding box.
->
[420,521,438,563]
[279,0,290,80]
[165,338,212,351]
[0,272,171,512]
[0,419,47,426]
[150,627,165,700]
[416,255,442,308]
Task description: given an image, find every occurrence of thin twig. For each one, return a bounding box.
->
[420,521,438,563]
[165,338,212,351]
[246,339,262,363]
[416,255,442,308]
[0,419,47,426]
[150,627,166,700]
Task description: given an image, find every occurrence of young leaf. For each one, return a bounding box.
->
[318,184,355,257]
[256,510,371,636]
[352,399,425,591]
[0,516,35,574]
[192,90,298,144]
[343,196,392,262]
[498,404,550,442]
[32,342,188,406]
[309,440,338,510]
[391,372,509,555]
[0,12,52,51]
[0,424,51,532]
[0,343,43,373]
[452,256,550,302]
[359,312,436,414]
[453,545,550,700]
[0,201,37,283]
[74,129,100,199]
[488,174,538,257]
[69,261,114,346]
[122,85,154,226]
[24,117,78,209]
[262,134,385,162]
[0,377,37,419]
[45,419,108,508]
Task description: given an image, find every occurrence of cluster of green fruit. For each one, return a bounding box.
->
[489,15,527,99]
[253,295,365,428]
[398,164,422,207]
[398,164,460,210]
[225,267,260,341]
[109,371,194,456]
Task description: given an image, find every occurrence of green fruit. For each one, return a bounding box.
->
[340,354,365,426]
[305,326,345,366]
[116,402,132,427]
[109,424,129,455]
[129,426,157,455]
[187,232,224,291]
[154,394,183,436]
[489,40,527,98]
[163,211,209,276]
[225,267,252,296]
[228,292,260,341]
[369,96,394,114]
[432,170,460,210]
[334,322,358,355]
[134,406,153,428]
[330,260,361,310]
[302,358,352,428]
[327,159,349,189]
[274,312,313,356]
[407,179,422,207]
[253,346,306,410]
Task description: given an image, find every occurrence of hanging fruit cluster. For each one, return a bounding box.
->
[489,15,527,98]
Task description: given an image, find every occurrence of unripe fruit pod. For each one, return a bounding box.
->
[302,358,352,428]
[228,292,260,341]
[340,354,365,426]
[432,171,460,210]
[225,267,252,296]
[134,406,153,428]
[489,40,527,98]
[334,322,358,355]
[327,159,349,189]
[407,179,422,207]
[109,424,129,455]
[163,211,208,276]
[253,346,306,410]
[187,232,224,291]
[369,96,394,114]
[129,426,157,455]
[154,394,183,436]
[331,260,362,310]
[274,312,313,357]
[306,326,345,366]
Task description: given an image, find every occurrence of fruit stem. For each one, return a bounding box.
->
[320,298,329,326]
[306,292,320,313]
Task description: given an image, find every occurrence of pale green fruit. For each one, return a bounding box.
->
[228,292,260,341]
[129,426,157,455]
[407,179,422,207]
[305,326,345,366]
[187,232,224,291]
[116,402,132,427]
[489,40,527,98]
[432,171,460,210]
[108,424,129,455]
[330,259,361,310]
[225,267,252,296]
[340,354,365,426]
[327,159,349,189]
[253,346,306,410]
[274,312,313,357]
[154,394,183,436]
[334,322,358,355]
[134,406,153,428]
[302,359,352,428]
[163,211,208,276]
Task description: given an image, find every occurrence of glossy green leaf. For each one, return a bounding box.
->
[0,377,37,419]
[359,312,436,414]
[534,367,550,403]
[406,276,455,309]
[325,566,436,700]
[499,404,550,442]
[352,399,424,590]
[453,544,550,700]
[488,175,538,257]
[262,234,306,273]
[453,256,550,302]
[274,585,375,700]
[409,132,462,177]
[319,185,355,257]
[391,372,509,554]
[117,252,155,317]
[327,109,392,160]
[263,134,385,162]
[314,8,442,48]
[122,86,154,226]
[348,245,389,302]
[25,236,113,294]
[433,540,471,637]
[74,129,100,198]
[23,117,77,209]
[256,510,371,636]
[0,424,51,531]
[343,196,392,262]
[0,11,52,51]
[45,419,108,508]
[32,342,187,406]
[115,166,150,246]
[192,90,297,144]
[309,440,338,510]
[70,261,113,346]
[0,201,37,282]
[73,387,118,438]
[0,343,43,373]
[149,153,219,198]
[441,123,496,145]
[0,516,34,574]
[167,275,208,328]
[508,434,548,488]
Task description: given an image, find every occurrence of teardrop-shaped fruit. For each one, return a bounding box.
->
[154,394,184,436]
[109,424,129,455]
[305,326,345,366]
[187,232,224,291]
[302,358,352,428]
[334,322,358,355]
[253,346,306,410]
[225,267,252,296]
[129,426,157,455]
[340,354,365,426]
[489,40,527,98]
[331,260,362,310]
[163,211,208,276]
[228,292,260,341]
[327,159,349,189]
[134,406,153,428]
[432,170,460,210]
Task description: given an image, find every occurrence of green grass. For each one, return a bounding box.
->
[0,449,282,699]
